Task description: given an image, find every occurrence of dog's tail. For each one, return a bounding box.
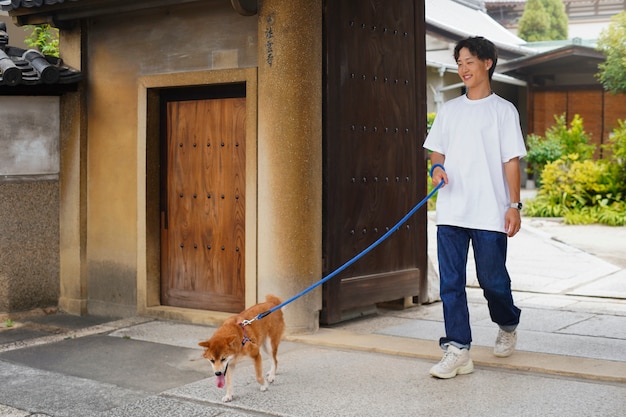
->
[265,294,282,307]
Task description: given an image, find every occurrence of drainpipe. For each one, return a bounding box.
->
[431,81,465,113]
[429,64,465,112]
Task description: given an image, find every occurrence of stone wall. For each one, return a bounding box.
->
[0,181,59,312]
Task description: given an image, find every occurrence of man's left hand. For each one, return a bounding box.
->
[505,208,521,237]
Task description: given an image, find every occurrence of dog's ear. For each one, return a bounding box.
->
[198,340,211,348]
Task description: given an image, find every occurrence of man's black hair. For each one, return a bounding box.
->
[454,36,498,80]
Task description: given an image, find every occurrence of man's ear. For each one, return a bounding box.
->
[484,58,493,71]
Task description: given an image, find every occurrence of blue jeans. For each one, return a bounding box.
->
[437,225,521,350]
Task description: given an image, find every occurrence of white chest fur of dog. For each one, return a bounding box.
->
[198,294,285,402]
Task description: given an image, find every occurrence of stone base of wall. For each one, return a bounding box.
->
[0,181,60,313]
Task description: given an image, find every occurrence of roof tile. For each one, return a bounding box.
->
[0,22,82,87]
[0,0,79,11]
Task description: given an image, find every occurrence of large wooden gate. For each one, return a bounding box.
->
[322,0,428,324]
[160,87,246,313]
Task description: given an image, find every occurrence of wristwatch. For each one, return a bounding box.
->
[510,202,523,210]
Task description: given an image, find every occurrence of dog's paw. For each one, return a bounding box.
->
[266,372,276,383]
[260,381,269,392]
[221,394,233,402]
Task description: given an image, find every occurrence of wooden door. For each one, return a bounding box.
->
[161,94,246,313]
[322,0,428,324]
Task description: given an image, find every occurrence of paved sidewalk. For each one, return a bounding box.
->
[1,211,625,416]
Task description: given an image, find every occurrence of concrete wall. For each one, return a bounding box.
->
[0,96,60,178]
[0,96,60,313]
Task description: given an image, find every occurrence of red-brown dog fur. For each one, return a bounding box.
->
[198,294,285,402]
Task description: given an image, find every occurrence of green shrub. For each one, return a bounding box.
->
[526,114,595,185]
[427,112,436,132]
[524,154,626,225]
[425,112,439,210]
[526,132,562,182]
[603,119,626,180]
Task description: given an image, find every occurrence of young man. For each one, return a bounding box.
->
[423,36,527,379]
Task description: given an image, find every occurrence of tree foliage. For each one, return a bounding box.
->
[596,11,626,94]
[518,0,568,42]
[24,24,59,57]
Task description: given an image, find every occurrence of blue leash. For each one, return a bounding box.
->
[241,180,444,326]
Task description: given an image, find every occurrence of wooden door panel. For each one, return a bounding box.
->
[322,0,427,324]
[162,97,245,313]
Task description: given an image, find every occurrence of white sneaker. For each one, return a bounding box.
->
[429,344,474,379]
[494,329,517,357]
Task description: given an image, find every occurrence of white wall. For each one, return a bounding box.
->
[0,96,59,178]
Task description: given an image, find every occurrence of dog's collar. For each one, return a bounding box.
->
[239,322,251,346]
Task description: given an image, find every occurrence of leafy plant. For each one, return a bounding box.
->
[426,112,436,133]
[4,319,14,328]
[557,114,595,159]
[425,112,439,210]
[603,119,626,179]
[526,113,595,185]
[526,132,562,179]
[524,120,626,226]
[425,160,439,210]
[24,24,59,57]
[524,154,626,226]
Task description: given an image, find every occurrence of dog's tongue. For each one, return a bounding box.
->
[216,375,225,389]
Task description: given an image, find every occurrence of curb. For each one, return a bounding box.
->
[286,329,626,383]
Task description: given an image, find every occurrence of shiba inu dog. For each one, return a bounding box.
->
[198,295,285,402]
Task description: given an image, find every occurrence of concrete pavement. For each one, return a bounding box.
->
[1,211,625,416]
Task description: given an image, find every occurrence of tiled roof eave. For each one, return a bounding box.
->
[0,0,79,12]
[0,45,82,89]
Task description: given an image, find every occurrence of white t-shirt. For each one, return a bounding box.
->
[423,93,527,233]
